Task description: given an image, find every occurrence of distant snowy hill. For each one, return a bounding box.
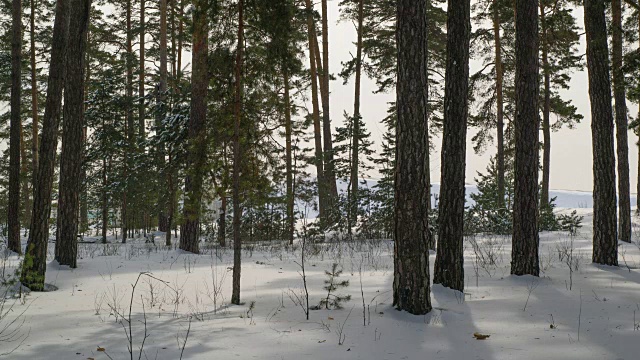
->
[300,178,636,219]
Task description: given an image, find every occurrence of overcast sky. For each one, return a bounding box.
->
[324,2,639,193]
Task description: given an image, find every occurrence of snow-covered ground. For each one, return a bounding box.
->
[1,209,640,359]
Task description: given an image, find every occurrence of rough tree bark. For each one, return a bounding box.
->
[612,0,631,242]
[511,0,540,277]
[8,0,22,255]
[22,0,70,291]
[434,0,470,292]
[56,0,91,268]
[584,0,618,266]
[180,0,209,254]
[231,0,245,306]
[393,0,432,315]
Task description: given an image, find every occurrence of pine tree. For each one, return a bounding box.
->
[22,0,70,291]
[393,0,431,315]
[181,0,209,254]
[584,0,618,266]
[434,0,470,292]
[612,0,631,243]
[55,0,91,268]
[7,0,22,255]
[511,0,540,277]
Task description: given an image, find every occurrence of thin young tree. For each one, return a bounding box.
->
[22,0,70,291]
[612,0,631,243]
[434,0,470,292]
[393,0,431,315]
[231,0,245,306]
[8,0,22,255]
[511,0,540,276]
[56,0,92,268]
[584,0,618,266]
[349,0,364,232]
[180,0,209,254]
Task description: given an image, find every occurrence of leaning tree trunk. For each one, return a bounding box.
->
[180,0,209,254]
[393,0,432,315]
[612,0,631,243]
[511,0,540,277]
[434,0,470,292]
[493,0,506,209]
[584,0,618,266]
[56,0,91,268]
[539,1,551,209]
[8,0,22,255]
[304,0,326,220]
[22,0,70,291]
[231,0,245,306]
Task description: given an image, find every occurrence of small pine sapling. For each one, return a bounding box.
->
[318,263,351,310]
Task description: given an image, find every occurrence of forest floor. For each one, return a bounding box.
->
[1,208,640,359]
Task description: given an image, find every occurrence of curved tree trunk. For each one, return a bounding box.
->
[8,0,22,255]
[56,0,91,268]
[612,0,631,242]
[22,0,70,291]
[393,0,431,315]
[180,0,209,254]
[434,0,470,292]
[512,0,540,277]
[584,0,618,266]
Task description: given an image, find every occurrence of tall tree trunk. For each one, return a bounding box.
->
[284,67,294,245]
[29,0,39,224]
[22,0,70,291]
[612,0,631,242]
[180,0,208,254]
[122,0,134,244]
[350,0,364,233]
[8,0,22,255]
[56,0,91,268]
[158,0,169,232]
[539,2,551,209]
[637,12,640,215]
[139,0,146,138]
[320,0,338,208]
[493,0,505,209]
[304,0,326,220]
[177,0,184,79]
[393,0,431,315]
[231,0,245,306]
[80,42,91,235]
[584,0,618,266]
[512,0,540,277]
[434,0,470,292]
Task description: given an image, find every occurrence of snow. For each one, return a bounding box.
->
[1,210,640,359]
